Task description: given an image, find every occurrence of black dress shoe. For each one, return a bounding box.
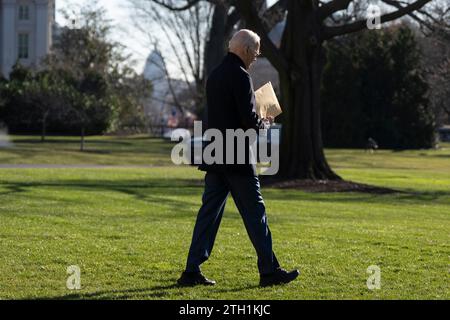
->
[177,271,216,287]
[259,268,300,287]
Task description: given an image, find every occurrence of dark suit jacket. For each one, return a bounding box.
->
[198,52,266,176]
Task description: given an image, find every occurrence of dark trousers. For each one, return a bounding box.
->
[185,171,280,275]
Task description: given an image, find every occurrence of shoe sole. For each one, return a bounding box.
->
[259,271,300,287]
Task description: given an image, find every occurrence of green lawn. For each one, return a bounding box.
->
[0,135,449,299]
[0,135,174,166]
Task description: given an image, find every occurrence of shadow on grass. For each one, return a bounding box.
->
[39,283,180,300]
[0,178,205,219]
[432,154,450,158]
[264,187,450,203]
[6,137,174,159]
[12,139,134,146]
[1,175,449,209]
[5,144,173,155]
[34,282,261,300]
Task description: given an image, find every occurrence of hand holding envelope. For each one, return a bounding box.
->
[254,81,283,121]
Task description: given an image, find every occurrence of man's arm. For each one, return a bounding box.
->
[231,70,267,131]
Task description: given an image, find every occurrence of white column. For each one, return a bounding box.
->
[1,0,17,78]
[35,0,51,67]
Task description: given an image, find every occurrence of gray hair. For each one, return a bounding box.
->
[228,29,260,52]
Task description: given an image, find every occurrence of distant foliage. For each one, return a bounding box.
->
[321,25,436,149]
[0,4,151,136]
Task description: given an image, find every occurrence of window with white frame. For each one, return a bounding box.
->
[18,33,29,59]
[18,5,30,20]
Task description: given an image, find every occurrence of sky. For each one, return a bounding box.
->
[56,0,279,76]
[56,0,433,76]
[56,0,151,73]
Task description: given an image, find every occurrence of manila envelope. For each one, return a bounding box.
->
[254,81,282,119]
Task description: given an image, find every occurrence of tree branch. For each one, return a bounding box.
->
[322,0,432,39]
[318,0,352,20]
[151,0,201,11]
[234,0,288,75]
[225,8,241,36]
[262,0,288,30]
[382,0,435,32]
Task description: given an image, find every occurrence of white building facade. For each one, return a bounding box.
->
[0,0,55,78]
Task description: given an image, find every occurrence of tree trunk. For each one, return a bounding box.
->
[204,3,228,80]
[277,0,340,180]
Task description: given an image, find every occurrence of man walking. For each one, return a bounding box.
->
[177,29,299,287]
